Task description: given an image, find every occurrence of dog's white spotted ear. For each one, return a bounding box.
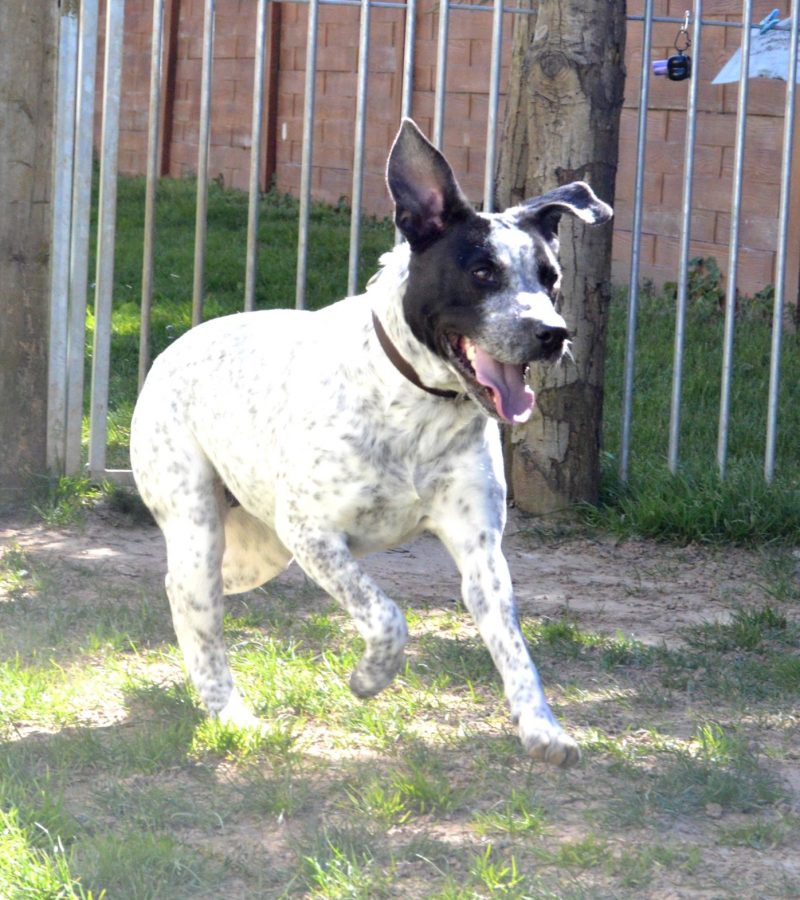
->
[513,182,613,243]
[386,118,473,251]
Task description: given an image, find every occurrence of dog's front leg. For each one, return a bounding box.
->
[436,522,580,768]
[282,526,409,696]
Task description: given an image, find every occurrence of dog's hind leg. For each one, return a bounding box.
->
[218,498,292,595]
[133,438,260,727]
[158,498,263,728]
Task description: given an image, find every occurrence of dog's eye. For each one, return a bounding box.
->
[472,266,497,286]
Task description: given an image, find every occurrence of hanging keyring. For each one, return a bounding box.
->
[653,10,693,81]
[674,9,692,53]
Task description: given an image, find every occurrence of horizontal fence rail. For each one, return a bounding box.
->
[47,0,795,490]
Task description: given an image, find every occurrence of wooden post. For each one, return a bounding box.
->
[496,0,626,514]
[159,0,181,176]
[0,0,57,504]
[262,0,283,191]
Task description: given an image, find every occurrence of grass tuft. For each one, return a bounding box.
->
[472,789,548,837]
[190,716,299,762]
[31,477,104,527]
[650,722,784,815]
[295,825,388,898]
[0,808,98,900]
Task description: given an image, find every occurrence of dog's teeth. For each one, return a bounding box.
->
[464,339,476,363]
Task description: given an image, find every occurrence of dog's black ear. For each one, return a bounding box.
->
[386,119,473,251]
[513,182,613,244]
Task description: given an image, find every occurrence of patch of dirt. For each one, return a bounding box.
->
[0,506,769,649]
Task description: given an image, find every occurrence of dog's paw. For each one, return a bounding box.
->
[517,710,581,768]
[217,690,264,731]
[349,650,405,698]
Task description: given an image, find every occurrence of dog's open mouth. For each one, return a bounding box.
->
[446,335,534,424]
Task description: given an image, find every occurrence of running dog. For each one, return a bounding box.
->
[130,119,612,767]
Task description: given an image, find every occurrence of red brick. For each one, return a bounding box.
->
[321,117,357,149]
[318,166,353,204]
[612,229,656,267]
[215,34,238,59]
[721,142,782,184]
[715,211,780,251]
[370,44,401,74]
[317,44,359,73]
[322,17,361,49]
[442,63,492,95]
[449,7,496,42]
[371,16,401,52]
[282,21,309,51]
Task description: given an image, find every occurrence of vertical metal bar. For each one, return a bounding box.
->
[396,0,417,243]
[400,0,416,119]
[88,0,125,478]
[47,5,79,474]
[717,0,753,477]
[192,0,216,327]
[765,2,800,482]
[432,0,449,148]
[139,0,165,389]
[667,0,702,473]
[619,0,655,483]
[245,0,270,312]
[348,0,372,297]
[483,0,504,212]
[296,0,320,309]
[66,0,100,475]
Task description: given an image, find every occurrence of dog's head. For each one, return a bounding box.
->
[386,119,612,424]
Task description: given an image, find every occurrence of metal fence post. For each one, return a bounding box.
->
[619,0,655,484]
[717,0,753,478]
[765,1,800,482]
[296,0,320,309]
[139,0,166,388]
[667,0,703,474]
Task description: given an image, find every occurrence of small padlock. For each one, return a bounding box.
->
[667,52,692,81]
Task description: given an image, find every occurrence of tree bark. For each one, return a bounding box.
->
[497,0,626,515]
[0,1,57,505]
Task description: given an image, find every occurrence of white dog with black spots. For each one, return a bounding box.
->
[131,119,612,768]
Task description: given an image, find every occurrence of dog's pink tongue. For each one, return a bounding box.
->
[472,348,534,423]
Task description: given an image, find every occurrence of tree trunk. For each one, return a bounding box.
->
[497,0,626,515]
[0,0,57,505]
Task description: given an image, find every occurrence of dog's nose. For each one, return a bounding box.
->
[535,324,568,353]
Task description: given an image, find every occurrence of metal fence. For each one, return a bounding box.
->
[623,0,798,486]
[48,0,797,488]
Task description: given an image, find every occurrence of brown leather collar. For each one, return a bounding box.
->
[371,311,460,400]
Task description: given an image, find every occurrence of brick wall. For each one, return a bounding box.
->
[96,0,798,298]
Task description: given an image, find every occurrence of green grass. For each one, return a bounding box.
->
[596,261,800,544]
[0,533,798,897]
[0,808,96,900]
[472,788,548,837]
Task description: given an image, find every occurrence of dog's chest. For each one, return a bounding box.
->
[283,414,474,554]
